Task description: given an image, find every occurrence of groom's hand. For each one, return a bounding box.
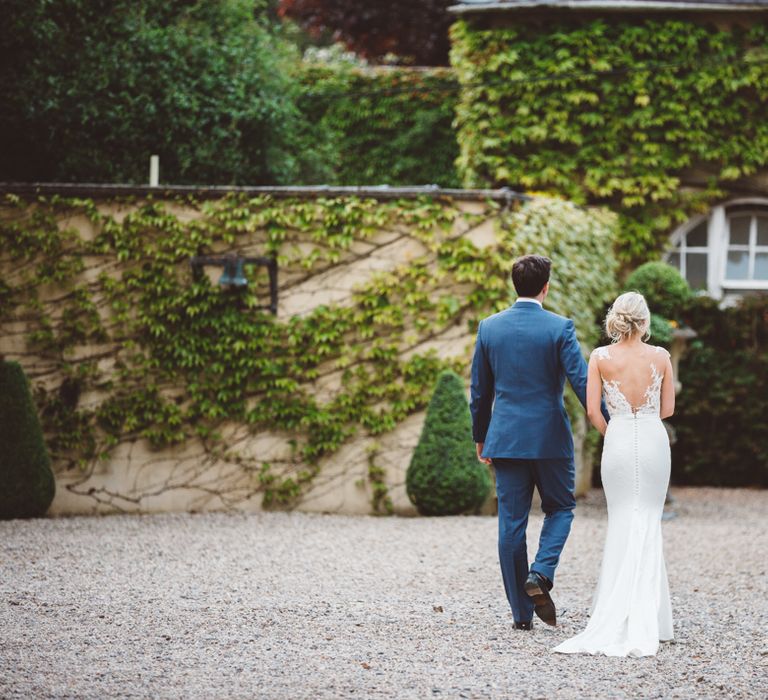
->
[476,443,492,465]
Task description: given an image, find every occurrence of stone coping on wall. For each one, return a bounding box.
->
[0,182,531,203]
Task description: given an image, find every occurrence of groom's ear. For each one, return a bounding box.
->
[542,282,550,297]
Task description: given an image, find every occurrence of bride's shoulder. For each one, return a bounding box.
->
[648,344,671,358]
[591,345,612,360]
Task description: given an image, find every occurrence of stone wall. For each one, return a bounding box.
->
[0,185,610,516]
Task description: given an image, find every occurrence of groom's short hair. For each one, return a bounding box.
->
[512,255,551,297]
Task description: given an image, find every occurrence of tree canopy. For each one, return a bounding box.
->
[277,0,453,65]
[0,0,303,184]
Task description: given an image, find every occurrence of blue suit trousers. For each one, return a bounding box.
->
[493,457,576,624]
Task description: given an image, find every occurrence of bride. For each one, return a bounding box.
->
[553,291,675,658]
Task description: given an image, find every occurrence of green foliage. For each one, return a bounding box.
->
[673,294,768,486]
[624,261,691,320]
[623,260,690,346]
[366,444,394,515]
[450,17,768,262]
[0,192,617,508]
[406,370,491,515]
[0,361,55,519]
[296,66,460,186]
[1,1,461,187]
[501,197,619,348]
[648,313,674,347]
[0,0,303,184]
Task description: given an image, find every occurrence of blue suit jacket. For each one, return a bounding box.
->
[470,301,603,460]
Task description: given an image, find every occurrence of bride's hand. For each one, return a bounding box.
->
[476,443,492,465]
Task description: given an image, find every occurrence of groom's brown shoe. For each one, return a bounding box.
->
[524,572,556,626]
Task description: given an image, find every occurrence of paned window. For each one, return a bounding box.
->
[724,211,768,282]
[665,201,768,299]
[667,220,708,290]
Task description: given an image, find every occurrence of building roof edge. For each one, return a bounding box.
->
[449,1,768,14]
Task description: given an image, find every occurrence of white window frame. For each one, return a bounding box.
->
[665,197,768,299]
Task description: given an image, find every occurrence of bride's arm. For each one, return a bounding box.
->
[586,354,608,436]
[660,353,675,419]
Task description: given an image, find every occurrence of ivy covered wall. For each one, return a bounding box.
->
[0,189,617,515]
[450,15,768,263]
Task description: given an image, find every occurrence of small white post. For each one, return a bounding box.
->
[149,155,159,187]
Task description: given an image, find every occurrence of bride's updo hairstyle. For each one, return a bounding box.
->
[605,291,651,343]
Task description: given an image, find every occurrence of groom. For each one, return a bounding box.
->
[470,254,606,630]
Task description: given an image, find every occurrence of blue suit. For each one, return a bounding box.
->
[470,300,604,623]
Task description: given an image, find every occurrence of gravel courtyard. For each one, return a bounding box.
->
[1,487,766,700]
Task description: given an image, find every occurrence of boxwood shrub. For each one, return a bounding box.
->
[406,370,492,515]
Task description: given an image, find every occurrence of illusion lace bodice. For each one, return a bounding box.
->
[593,345,666,418]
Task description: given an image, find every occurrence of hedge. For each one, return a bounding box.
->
[673,294,768,487]
[296,66,461,187]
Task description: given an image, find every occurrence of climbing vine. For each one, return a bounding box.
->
[365,443,394,516]
[451,18,768,263]
[0,192,617,508]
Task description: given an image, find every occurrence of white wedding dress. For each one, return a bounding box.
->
[553,345,674,658]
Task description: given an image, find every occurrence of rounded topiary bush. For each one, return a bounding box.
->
[624,262,691,320]
[406,370,491,516]
[0,361,55,519]
[648,312,674,347]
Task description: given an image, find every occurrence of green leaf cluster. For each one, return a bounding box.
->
[0,192,617,508]
[366,444,394,515]
[450,17,768,262]
[406,370,491,515]
[295,66,461,187]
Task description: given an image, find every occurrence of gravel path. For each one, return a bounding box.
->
[1,487,766,699]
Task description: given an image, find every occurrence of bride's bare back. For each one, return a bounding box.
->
[586,341,675,433]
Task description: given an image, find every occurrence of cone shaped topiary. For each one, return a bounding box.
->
[0,361,55,519]
[406,370,491,516]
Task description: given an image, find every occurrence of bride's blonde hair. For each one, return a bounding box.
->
[605,291,651,343]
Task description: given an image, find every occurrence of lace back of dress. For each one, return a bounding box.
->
[594,346,664,417]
